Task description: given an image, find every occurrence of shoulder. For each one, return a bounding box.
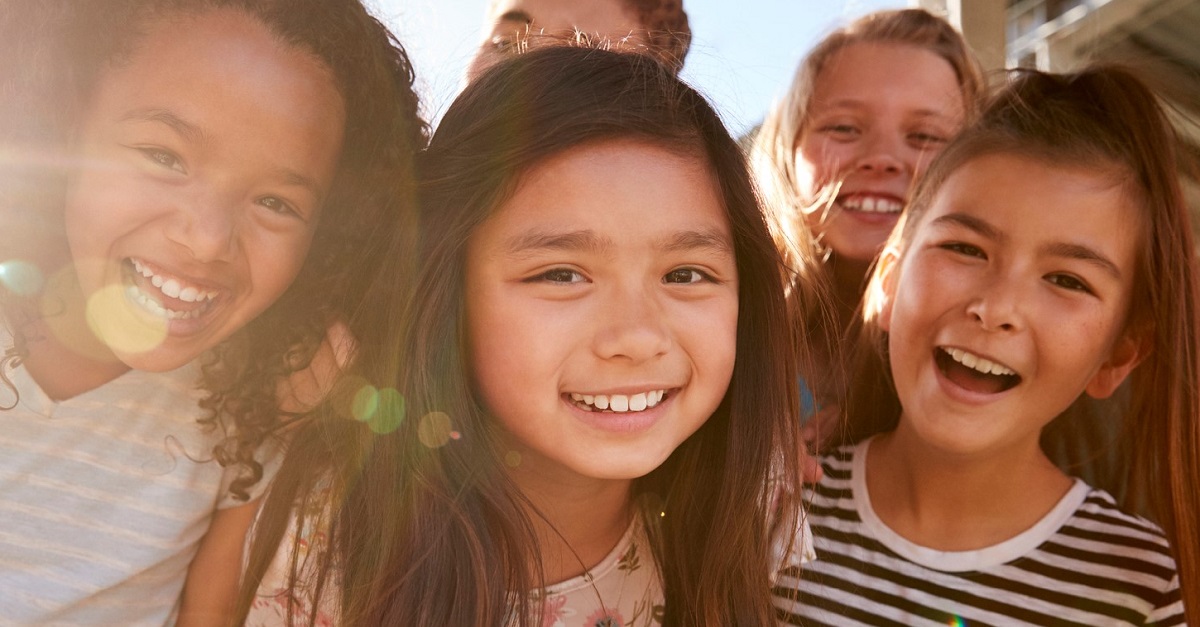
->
[1061,486,1177,576]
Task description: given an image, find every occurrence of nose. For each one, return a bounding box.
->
[164,188,239,262]
[592,284,672,363]
[854,131,906,176]
[965,273,1023,332]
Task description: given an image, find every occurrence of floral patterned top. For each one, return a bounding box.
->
[245,491,813,626]
[528,517,663,627]
[244,513,662,627]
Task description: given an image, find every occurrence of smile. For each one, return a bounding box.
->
[124,258,220,321]
[568,389,669,413]
[839,194,903,214]
[936,346,1021,394]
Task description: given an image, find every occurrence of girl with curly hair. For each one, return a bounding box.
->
[0,0,424,622]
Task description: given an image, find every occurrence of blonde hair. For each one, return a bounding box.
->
[751,8,984,279]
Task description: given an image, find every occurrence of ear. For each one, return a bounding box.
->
[1085,327,1151,399]
[872,246,902,333]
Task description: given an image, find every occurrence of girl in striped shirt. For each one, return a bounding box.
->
[776,64,1198,625]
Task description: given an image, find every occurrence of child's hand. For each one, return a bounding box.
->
[800,404,840,449]
[797,404,839,485]
[800,450,824,484]
[276,320,356,414]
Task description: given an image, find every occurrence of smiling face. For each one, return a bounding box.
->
[466,0,644,82]
[880,153,1144,459]
[465,139,738,487]
[795,42,964,265]
[62,8,345,372]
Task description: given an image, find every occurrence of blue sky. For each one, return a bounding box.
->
[371,0,908,136]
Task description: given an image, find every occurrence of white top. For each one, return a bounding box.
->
[774,438,1184,626]
[0,325,275,625]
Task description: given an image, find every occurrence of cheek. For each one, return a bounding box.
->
[248,232,314,302]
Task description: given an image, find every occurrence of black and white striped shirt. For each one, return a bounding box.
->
[774,440,1184,626]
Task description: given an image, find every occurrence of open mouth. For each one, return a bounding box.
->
[122,258,220,321]
[839,195,903,215]
[935,347,1021,394]
[567,389,671,413]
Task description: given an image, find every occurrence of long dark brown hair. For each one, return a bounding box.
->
[242,45,803,625]
[844,64,1200,620]
[0,0,427,499]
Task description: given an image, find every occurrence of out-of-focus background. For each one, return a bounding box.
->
[375,0,1200,221]
[372,0,906,136]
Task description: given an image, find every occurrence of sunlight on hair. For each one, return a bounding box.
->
[351,384,379,422]
[0,259,43,296]
[417,411,457,449]
[368,387,406,435]
[84,284,167,354]
[504,450,522,467]
[327,374,369,420]
[351,384,408,434]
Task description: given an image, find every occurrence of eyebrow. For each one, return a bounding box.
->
[659,229,734,255]
[930,212,1121,279]
[504,229,610,256]
[821,100,956,121]
[1040,242,1123,279]
[275,168,326,201]
[929,212,1004,242]
[121,108,326,200]
[120,108,207,144]
[502,227,734,257]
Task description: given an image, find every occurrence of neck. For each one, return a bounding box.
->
[508,463,634,585]
[827,254,873,324]
[11,267,130,400]
[865,426,1073,551]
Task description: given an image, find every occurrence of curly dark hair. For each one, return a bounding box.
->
[0,0,427,501]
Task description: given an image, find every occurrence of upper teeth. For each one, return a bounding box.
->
[841,196,903,214]
[131,259,217,303]
[570,390,666,413]
[944,347,1016,376]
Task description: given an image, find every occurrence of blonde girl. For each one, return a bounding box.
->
[776,65,1198,624]
[751,8,985,417]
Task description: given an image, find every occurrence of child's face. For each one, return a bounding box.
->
[880,153,1143,458]
[795,42,964,265]
[62,9,345,372]
[466,0,643,82]
[465,140,738,487]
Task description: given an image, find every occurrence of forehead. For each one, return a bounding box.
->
[487,0,642,33]
[917,152,1142,256]
[97,9,340,115]
[473,139,729,251]
[810,42,963,117]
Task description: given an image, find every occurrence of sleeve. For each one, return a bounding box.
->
[217,436,285,509]
[766,479,817,584]
[1146,574,1185,627]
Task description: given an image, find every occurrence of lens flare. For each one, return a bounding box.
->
[0,259,43,296]
[352,385,379,422]
[505,451,522,467]
[85,284,167,355]
[948,616,966,626]
[417,411,455,449]
[368,387,406,435]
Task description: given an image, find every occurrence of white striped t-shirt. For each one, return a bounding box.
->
[0,326,274,625]
[774,439,1184,627]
